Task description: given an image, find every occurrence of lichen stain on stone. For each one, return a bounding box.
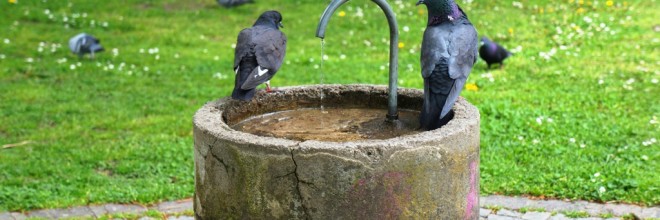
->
[194,145,207,184]
[266,199,285,218]
[234,150,271,216]
[345,171,412,219]
[381,145,477,218]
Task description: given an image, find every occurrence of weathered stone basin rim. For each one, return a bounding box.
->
[196,84,478,146]
[193,84,480,219]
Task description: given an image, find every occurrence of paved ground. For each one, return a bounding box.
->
[480,195,659,220]
[1,195,658,219]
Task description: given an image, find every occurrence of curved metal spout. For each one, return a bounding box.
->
[316,0,399,121]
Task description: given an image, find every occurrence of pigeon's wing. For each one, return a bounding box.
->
[447,23,478,80]
[421,25,449,79]
[496,43,511,59]
[240,28,287,90]
[421,22,478,119]
[443,22,478,117]
[233,28,253,73]
[68,33,86,53]
[478,45,487,59]
[254,28,287,72]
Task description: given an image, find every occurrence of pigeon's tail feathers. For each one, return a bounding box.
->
[440,79,464,118]
[419,107,441,130]
[240,66,273,90]
[419,92,454,130]
[438,109,455,127]
[420,80,442,130]
[420,89,460,130]
[232,57,259,100]
[420,60,463,131]
[500,47,512,60]
[232,88,257,101]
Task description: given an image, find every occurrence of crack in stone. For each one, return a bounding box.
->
[290,148,311,219]
[101,205,110,216]
[209,147,231,176]
[274,171,296,179]
[298,179,317,188]
[85,206,97,219]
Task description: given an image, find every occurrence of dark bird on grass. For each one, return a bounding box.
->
[217,0,253,8]
[479,37,511,69]
[417,0,478,131]
[68,33,104,59]
[232,11,287,101]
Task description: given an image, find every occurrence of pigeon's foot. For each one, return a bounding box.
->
[268,89,284,94]
[265,81,272,93]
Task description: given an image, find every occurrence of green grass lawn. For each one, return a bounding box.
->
[1,0,658,211]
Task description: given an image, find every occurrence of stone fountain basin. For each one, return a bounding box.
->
[193,84,480,219]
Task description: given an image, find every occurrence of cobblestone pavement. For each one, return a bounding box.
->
[0,199,194,220]
[1,195,658,219]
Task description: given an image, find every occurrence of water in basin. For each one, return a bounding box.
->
[231,108,421,142]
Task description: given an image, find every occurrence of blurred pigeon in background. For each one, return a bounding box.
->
[232,11,287,101]
[217,0,253,8]
[68,33,104,59]
[479,37,511,69]
[417,0,478,131]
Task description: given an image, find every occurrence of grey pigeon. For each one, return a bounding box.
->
[68,33,104,59]
[479,37,511,69]
[417,0,478,131]
[217,0,253,8]
[232,11,287,101]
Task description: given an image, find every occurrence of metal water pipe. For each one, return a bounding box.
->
[316,0,399,120]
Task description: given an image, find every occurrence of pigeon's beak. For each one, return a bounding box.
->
[416,0,424,6]
[278,22,284,28]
